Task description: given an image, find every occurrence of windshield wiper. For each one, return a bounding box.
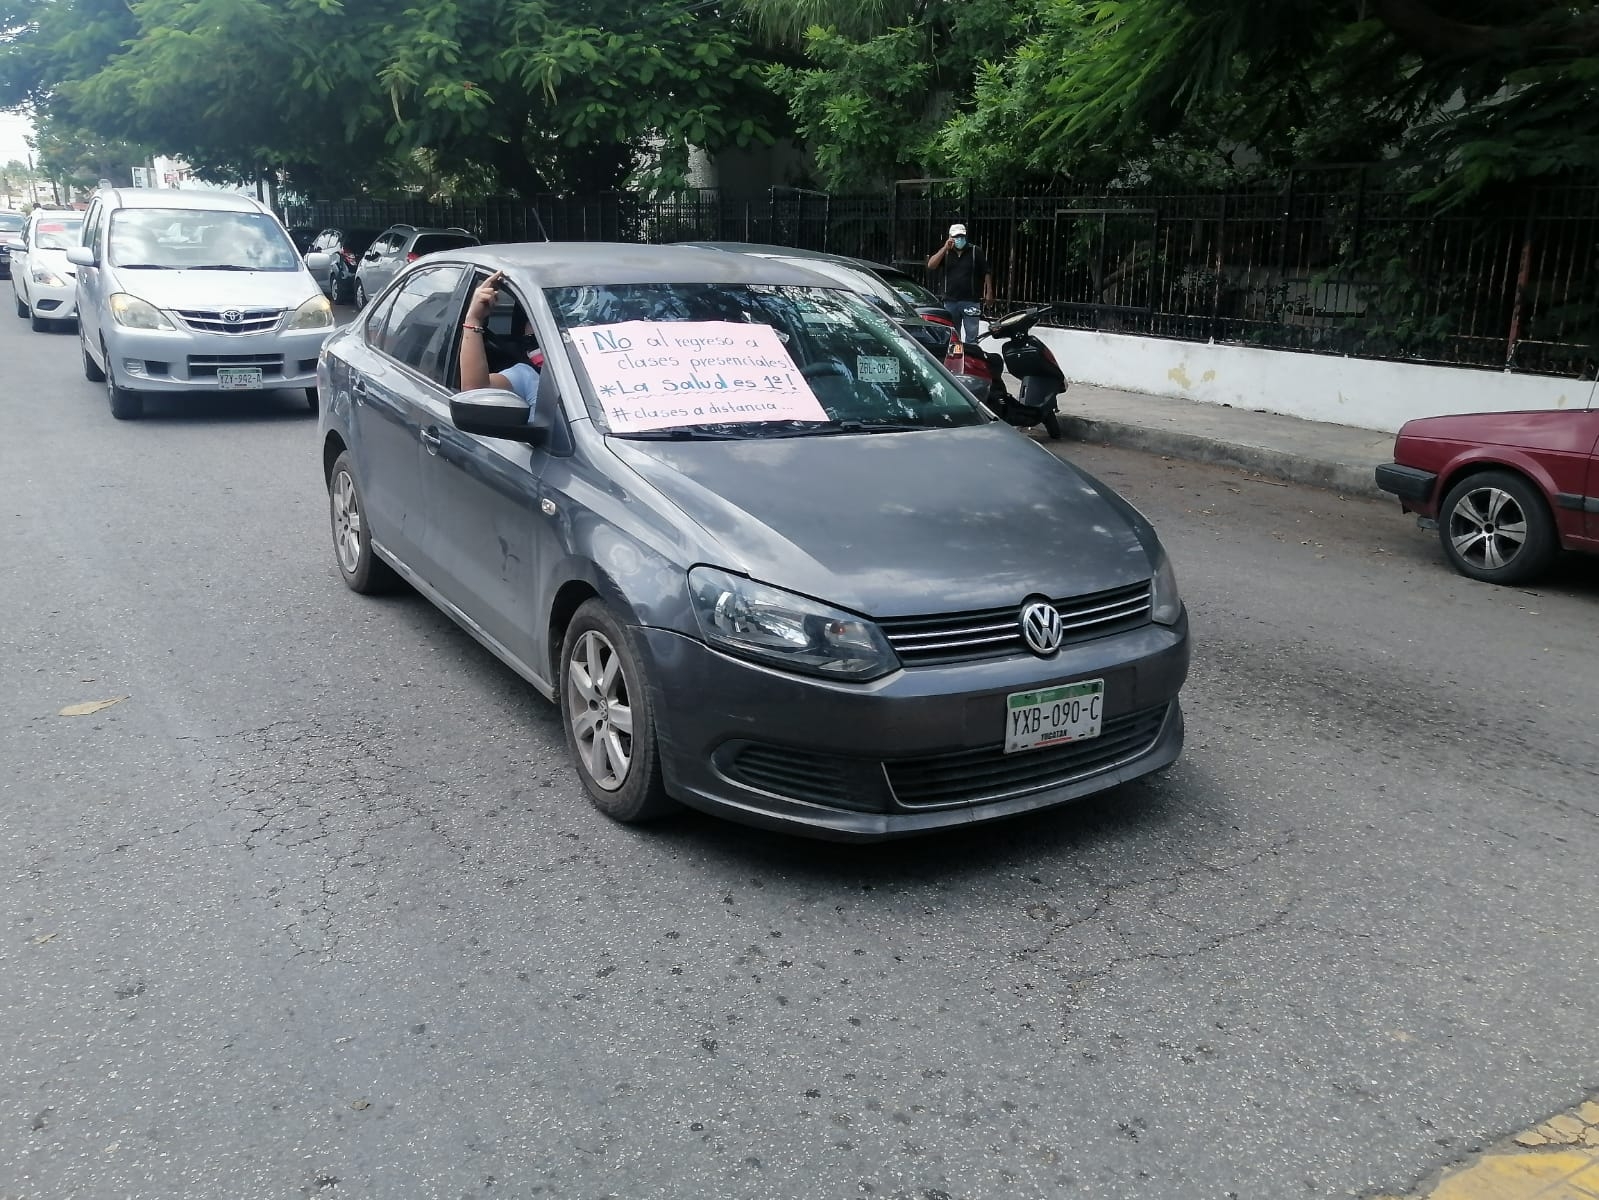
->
[780,419,929,436]
[612,428,739,441]
[115,263,176,270]
[188,264,257,271]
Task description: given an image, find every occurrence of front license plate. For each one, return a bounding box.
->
[217,367,263,391]
[1005,679,1104,754]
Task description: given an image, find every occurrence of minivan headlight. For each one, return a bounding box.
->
[688,567,899,681]
[109,293,175,330]
[1150,552,1183,625]
[287,295,333,330]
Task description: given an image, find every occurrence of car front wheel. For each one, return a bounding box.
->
[1438,469,1557,585]
[14,288,26,318]
[353,279,367,310]
[328,452,396,594]
[560,600,674,825]
[104,342,143,419]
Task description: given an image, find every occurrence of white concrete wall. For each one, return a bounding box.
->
[1035,328,1597,434]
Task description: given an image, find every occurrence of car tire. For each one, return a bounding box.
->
[30,312,48,333]
[14,290,26,318]
[104,343,143,420]
[1041,409,1063,440]
[327,452,397,594]
[81,337,106,383]
[353,278,367,311]
[328,271,343,304]
[304,386,319,413]
[1438,469,1557,585]
[559,599,675,825]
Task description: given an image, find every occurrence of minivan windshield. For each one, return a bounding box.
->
[33,218,83,250]
[108,208,300,271]
[545,282,985,438]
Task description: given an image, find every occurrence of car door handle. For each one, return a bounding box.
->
[420,427,441,455]
[351,376,369,404]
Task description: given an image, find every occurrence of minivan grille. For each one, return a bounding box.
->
[884,704,1170,808]
[879,581,1153,666]
[175,308,282,334]
[188,353,285,377]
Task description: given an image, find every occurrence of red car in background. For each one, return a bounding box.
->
[1376,407,1599,584]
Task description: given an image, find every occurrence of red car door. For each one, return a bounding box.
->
[1584,414,1599,546]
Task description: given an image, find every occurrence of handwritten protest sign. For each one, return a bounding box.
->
[567,320,829,432]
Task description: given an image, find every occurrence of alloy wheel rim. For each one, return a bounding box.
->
[331,470,362,574]
[565,630,633,792]
[1449,485,1528,571]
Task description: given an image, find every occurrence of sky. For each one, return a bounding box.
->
[0,113,36,166]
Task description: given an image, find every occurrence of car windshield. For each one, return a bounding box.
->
[0,214,23,232]
[545,282,985,438]
[33,218,83,250]
[878,268,942,308]
[107,208,300,271]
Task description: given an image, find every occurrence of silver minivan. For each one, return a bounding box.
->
[69,188,336,419]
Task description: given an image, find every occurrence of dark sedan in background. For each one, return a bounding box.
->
[1377,405,1599,584]
[317,244,1188,840]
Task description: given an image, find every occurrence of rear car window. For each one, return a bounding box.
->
[411,234,477,256]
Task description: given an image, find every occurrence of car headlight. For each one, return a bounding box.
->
[688,566,899,681]
[109,293,175,330]
[1150,552,1183,625]
[287,295,333,330]
[31,267,66,287]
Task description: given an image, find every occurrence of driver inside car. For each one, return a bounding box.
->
[459,270,541,404]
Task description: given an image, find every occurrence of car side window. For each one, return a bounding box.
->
[83,200,104,255]
[373,265,466,385]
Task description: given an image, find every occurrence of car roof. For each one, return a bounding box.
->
[443,242,846,288]
[100,188,267,213]
[677,241,898,274]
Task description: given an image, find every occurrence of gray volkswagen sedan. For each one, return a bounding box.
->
[316,244,1189,841]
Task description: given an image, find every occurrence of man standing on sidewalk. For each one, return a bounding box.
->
[927,223,993,343]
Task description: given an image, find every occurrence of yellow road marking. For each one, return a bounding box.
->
[1377,1096,1599,1199]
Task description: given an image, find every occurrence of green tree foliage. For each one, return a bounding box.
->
[749,0,1022,189]
[0,0,776,198]
[945,0,1599,193]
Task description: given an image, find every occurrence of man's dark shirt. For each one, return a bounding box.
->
[938,245,989,301]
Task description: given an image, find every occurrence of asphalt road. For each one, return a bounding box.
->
[3,306,1598,1200]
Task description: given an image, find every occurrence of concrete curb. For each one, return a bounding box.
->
[1056,412,1388,499]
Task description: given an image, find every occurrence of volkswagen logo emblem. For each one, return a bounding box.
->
[221,309,243,323]
[1019,599,1064,656]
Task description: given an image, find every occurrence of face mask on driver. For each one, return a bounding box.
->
[954,236,968,250]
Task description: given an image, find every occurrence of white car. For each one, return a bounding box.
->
[12,209,86,331]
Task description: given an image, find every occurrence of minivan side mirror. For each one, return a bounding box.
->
[66,245,96,268]
[450,387,541,443]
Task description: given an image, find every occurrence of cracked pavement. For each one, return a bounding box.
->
[2,312,1598,1200]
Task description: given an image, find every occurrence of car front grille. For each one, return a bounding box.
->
[728,744,859,807]
[187,353,285,377]
[878,581,1153,666]
[174,308,282,334]
[883,703,1171,808]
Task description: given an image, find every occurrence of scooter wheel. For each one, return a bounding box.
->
[1041,410,1063,440]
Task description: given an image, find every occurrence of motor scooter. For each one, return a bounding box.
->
[943,304,1065,439]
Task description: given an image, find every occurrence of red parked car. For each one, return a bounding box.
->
[1376,408,1599,584]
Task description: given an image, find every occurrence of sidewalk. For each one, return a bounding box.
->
[1055,383,1396,498]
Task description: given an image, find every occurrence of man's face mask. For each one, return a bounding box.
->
[954,236,968,250]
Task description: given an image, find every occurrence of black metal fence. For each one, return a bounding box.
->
[286,170,1599,378]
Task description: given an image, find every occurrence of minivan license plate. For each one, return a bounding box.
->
[1004,679,1104,754]
[217,367,263,390]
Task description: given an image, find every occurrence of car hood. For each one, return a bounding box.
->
[607,423,1156,617]
[1400,408,1599,457]
[29,247,75,273]
[106,267,320,312]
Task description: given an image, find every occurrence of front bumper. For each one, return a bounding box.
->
[639,616,1190,841]
[1375,462,1437,507]
[25,277,77,319]
[103,321,334,392]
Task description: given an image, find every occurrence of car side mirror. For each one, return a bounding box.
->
[303,251,332,271]
[451,387,540,442]
[66,245,96,268]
